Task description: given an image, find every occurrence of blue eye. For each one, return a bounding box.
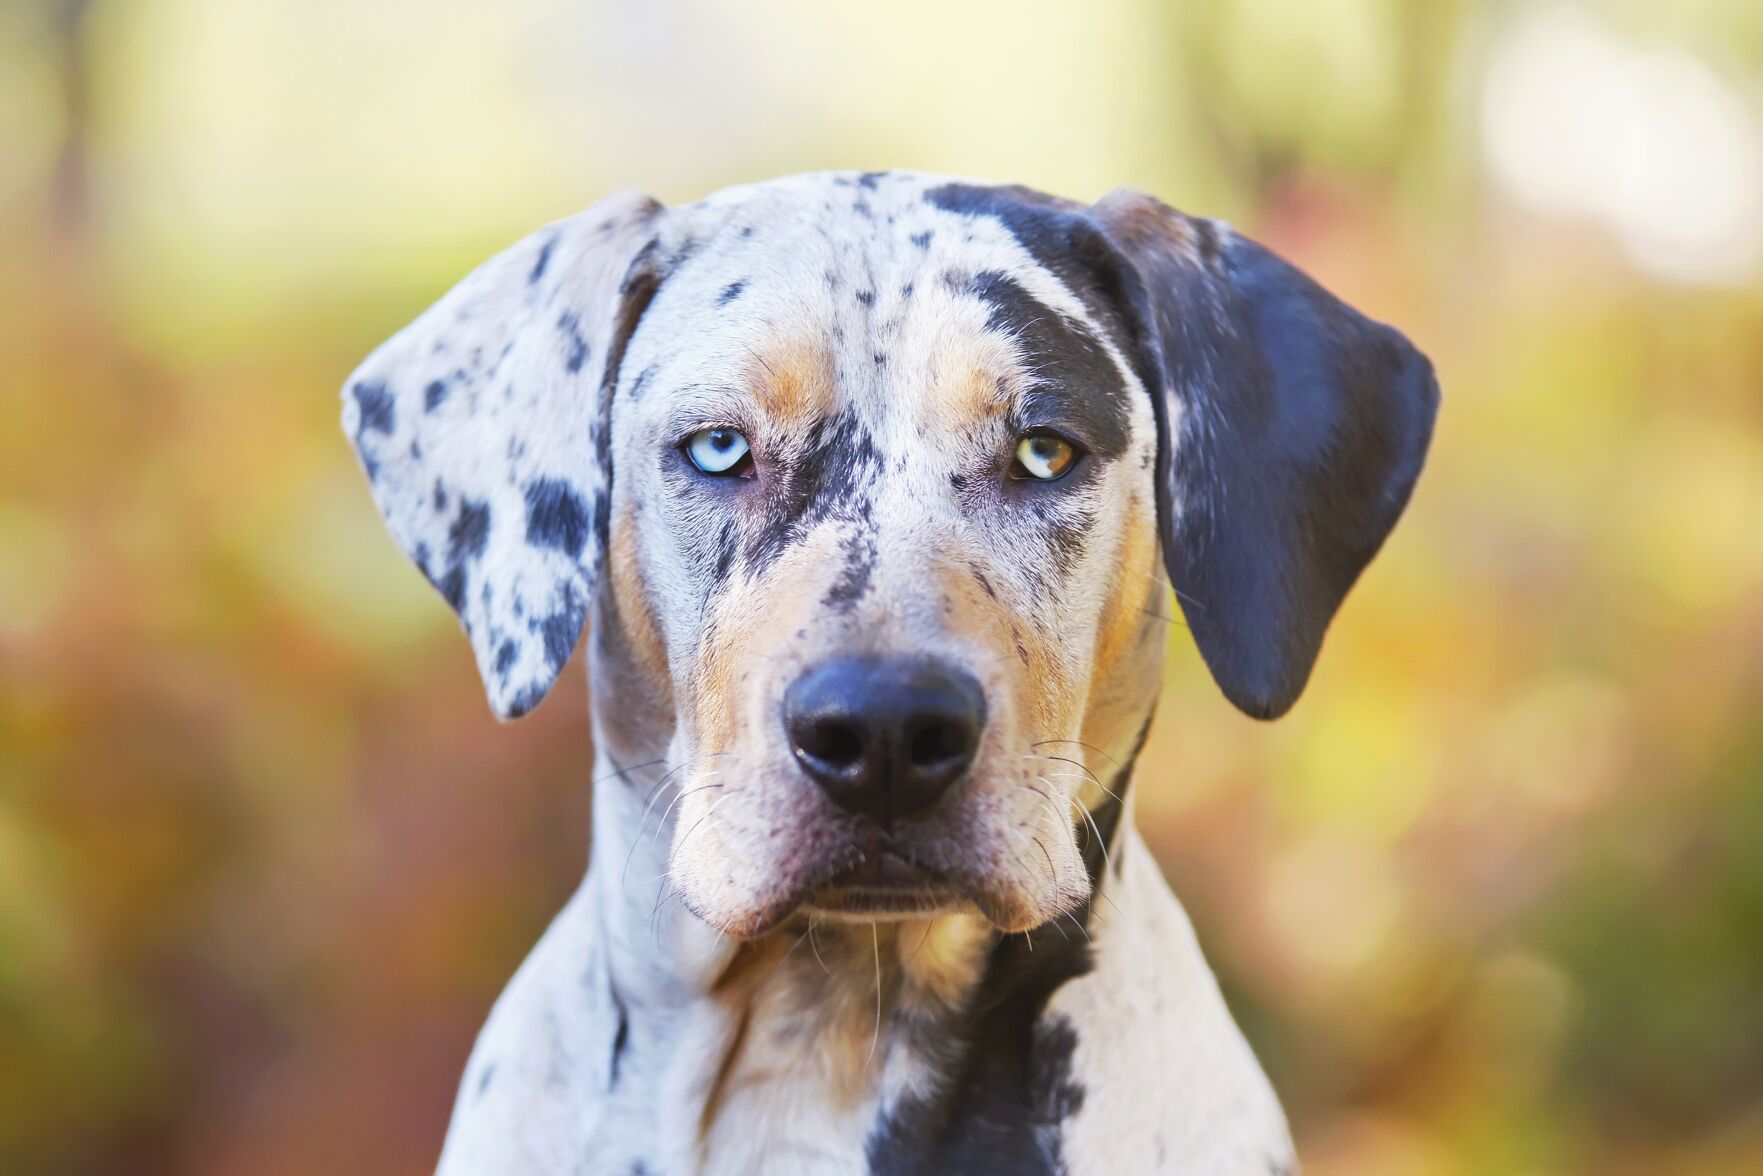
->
[684,427,753,476]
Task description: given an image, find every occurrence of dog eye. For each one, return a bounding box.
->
[1010,433,1079,481]
[683,427,753,476]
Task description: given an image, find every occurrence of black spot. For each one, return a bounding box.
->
[426,497,490,620]
[739,225,755,238]
[424,378,450,412]
[437,566,467,613]
[853,198,872,218]
[447,499,491,566]
[717,279,747,306]
[352,380,395,435]
[966,270,1130,460]
[609,991,630,1088]
[525,478,591,559]
[873,352,887,367]
[910,230,934,250]
[433,480,448,512]
[710,519,738,585]
[855,288,875,307]
[557,310,590,374]
[533,584,585,670]
[1041,502,1099,580]
[924,182,1126,330]
[529,232,558,284]
[822,528,876,611]
[628,363,658,402]
[740,412,881,572]
[857,170,888,189]
[476,1062,496,1100]
[901,281,915,299]
[503,681,547,719]
[494,639,518,678]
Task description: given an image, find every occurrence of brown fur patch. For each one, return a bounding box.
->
[747,334,836,432]
[1091,188,1205,268]
[926,326,1018,439]
[1086,490,1158,711]
[688,527,838,752]
[896,913,993,1009]
[606,498,671,700]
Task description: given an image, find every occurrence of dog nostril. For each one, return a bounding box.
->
[800,717,864,768]
[783,656,986,822]
[907,717,972,768]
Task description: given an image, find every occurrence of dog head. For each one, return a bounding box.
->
[344,172,1436,937]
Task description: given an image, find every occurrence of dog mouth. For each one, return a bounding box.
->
[799,848,973,921]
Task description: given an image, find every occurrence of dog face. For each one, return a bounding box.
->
[344,172,1437,939]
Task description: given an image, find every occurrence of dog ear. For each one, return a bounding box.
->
[1092,190,1439,719]
[342,190,666,719]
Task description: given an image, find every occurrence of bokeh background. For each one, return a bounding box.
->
[3,0,1761,1172]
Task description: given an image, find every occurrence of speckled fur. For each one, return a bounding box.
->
[346,169,1438,1175]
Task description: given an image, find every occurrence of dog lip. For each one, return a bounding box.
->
[805,848,969,917]
[823,847,943,889]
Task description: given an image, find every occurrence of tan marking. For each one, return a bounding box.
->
[926,326,1018,437]
[896,913,993,1009]
[747,334,835,431]
[688,526,838,752]
[605,499,671,699]
[1086,490,1158,710]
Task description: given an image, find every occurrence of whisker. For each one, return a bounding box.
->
[671,790,736,861]
[865,923,882,1067]
[1029,739,1125,773]
[647,775,725,851]
[1077,796,1115,879]
[1032,768,1125,807]
[623,775,722,888]
[809,917,829,975]
[591,756,669,788]
[1025,753,1102,790]
[904,918,933,969]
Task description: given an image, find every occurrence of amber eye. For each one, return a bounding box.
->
[1011,433,1079,481]
[683,427,752,476]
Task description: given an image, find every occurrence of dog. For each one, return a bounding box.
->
[343,170,1437,1174]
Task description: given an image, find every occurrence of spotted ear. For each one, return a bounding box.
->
[1092,190,1439,720]
[342,190,666,719]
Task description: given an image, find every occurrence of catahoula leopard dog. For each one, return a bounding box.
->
[343,170,1437,1175]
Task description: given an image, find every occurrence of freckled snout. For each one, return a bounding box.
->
[783,656,986,824]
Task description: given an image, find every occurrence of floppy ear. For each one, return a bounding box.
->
[1092,190,1439,720]
[342,190,665,719]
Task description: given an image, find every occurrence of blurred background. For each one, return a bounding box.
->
[2,0,1761,1172]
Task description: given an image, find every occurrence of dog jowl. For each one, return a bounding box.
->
[344,171,1436,1174]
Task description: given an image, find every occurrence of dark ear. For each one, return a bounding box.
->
[1092,190,1439,719]
[341,190,665,719]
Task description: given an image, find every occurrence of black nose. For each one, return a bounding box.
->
[783,656,986,823]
